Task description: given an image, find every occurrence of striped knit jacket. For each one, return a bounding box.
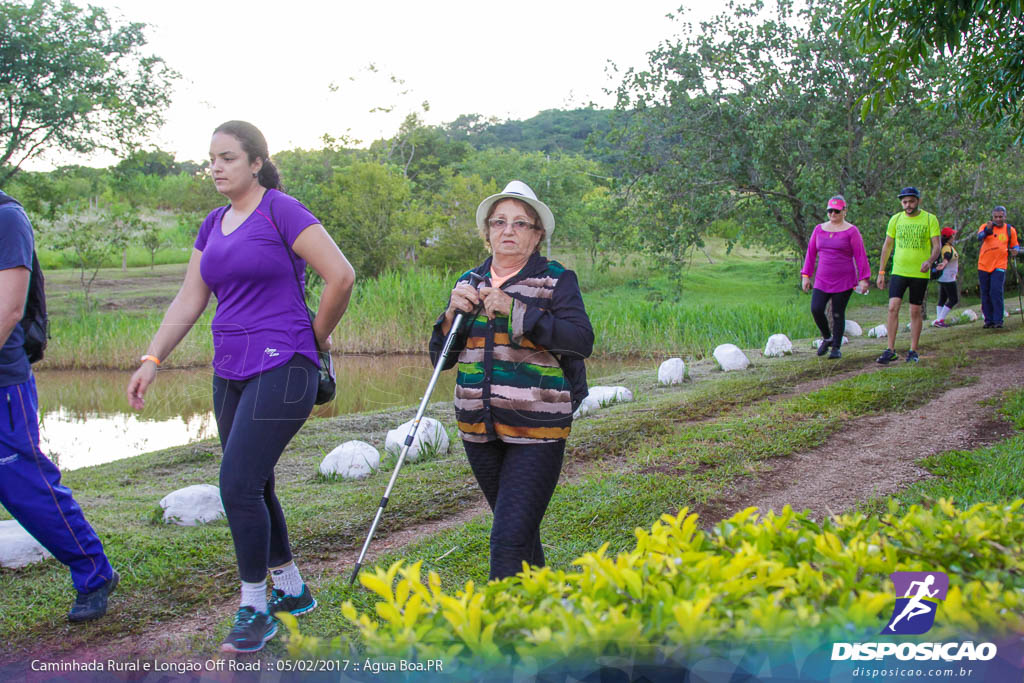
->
[429,253,593,444]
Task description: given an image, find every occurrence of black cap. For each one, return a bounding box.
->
[898,186,920,199]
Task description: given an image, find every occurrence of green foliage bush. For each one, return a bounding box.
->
[282,501,1024,673]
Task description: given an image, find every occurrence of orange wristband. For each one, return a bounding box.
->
[140,354,161,366]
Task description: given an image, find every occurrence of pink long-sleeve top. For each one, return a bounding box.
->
[801,223,872,293]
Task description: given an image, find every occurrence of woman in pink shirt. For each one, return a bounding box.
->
[801,196,871,359]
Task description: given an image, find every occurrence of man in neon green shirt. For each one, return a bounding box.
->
[875,187,941,364]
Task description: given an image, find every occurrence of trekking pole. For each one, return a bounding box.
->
[349,273,485,586]
[1014,253,1024,326]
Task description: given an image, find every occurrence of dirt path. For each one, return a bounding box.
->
[8,353,1022,669]
[699,354,1022,523]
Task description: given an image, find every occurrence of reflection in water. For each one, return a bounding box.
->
[39,408,217,471]
[33,355,645,470]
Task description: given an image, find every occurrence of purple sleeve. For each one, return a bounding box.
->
[848,225,871,281]
[801,225,820,277]
[271,191,319,246]
[193,208,221,251]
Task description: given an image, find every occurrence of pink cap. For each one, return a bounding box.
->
[827,197,846,211]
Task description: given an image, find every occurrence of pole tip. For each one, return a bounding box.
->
[349,563,362,586]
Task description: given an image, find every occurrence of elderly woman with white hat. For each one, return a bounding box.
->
[428,180,593,580]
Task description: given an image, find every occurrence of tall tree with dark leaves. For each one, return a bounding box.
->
[843,0,1024,129]
[606,0,949,265]
[0,0,178,186]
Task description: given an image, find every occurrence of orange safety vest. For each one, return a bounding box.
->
[977,223,1019,272]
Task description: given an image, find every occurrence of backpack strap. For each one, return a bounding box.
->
[253,199,320,350]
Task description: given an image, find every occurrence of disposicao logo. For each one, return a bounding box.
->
[883,571,948,635]
[831,570,998,663]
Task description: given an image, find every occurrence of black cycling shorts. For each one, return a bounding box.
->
[888,273,929,306]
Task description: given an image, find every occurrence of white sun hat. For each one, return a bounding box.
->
[475,180,555,240]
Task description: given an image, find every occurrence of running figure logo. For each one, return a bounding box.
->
[883,571,949,635]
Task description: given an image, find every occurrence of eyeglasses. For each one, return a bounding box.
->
[488,218,536,232]
[827,208,843,214]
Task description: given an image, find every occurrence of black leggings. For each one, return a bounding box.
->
[463,439,565,580]
[213,354,317,582]
[810,288,853,347]
[937,281,959,309]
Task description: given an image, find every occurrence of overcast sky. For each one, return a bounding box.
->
[29,0,719,169]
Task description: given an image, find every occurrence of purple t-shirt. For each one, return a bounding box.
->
[801,223,872,293]
[195,189,320,380]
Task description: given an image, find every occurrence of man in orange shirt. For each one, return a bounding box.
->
[977,206,1020,328]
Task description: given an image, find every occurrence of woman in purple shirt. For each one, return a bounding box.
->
[126,121,355,653]
[801,196,871,359]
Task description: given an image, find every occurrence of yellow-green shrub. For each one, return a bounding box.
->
[283,500,1024,673]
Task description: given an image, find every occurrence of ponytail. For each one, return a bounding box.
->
[213,120,282,190]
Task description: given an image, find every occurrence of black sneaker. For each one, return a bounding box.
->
[828,348,842,359]
[816,338,832,356]
[994,322,1004,329]
[983,322,993,328]
[68,570,119,623]
[221,607,277,653]
[905,350,920,363]
[876,349,899,364]
[269,584,317,617]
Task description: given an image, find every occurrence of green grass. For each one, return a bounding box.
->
[38,244,905,368]
[6,244,1023,662]
[5,342,977,656]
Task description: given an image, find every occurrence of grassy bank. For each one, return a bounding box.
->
[39,245,917,369]
[2,319,1020,658]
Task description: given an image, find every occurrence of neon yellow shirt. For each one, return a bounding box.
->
[885,210,940,278]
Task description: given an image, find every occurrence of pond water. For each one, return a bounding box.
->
[34,354,649,470]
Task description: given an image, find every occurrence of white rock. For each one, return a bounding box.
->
[713,344,750,371]
[657,358,686,384]
[159,484,225,526]
[868,324,888,338]
[385,417,449,462]
[813,337,848,349]
[573,385,634,418]
[844,320,863,337]
[763,334,792,358]
[320,440,381,479]
[0,520,53,568]
[960,309,978,322]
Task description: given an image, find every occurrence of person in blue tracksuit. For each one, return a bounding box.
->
[0,190,118,622]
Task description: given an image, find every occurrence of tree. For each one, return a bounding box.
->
[456,148,602,244]
[47,207,132,305]
[606,0,961,266]
[842,0,1024,128]
[370,113,472,193]
[415,170,497,271]
[306,161,416,278]
[0,0,177,186]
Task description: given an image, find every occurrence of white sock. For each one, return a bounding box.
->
[938,305,950,321]
[240,580,267,612]
[935,305,941,319]
[270,562,304,596]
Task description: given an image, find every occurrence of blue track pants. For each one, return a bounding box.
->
[0,375,113,593]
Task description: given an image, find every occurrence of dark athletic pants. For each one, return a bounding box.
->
[810,288,853,348]
[0,376,114,593]
[937,281,959,310]
[978,269,1006,325]
[463,438,565,580]
[213,354,317,582]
